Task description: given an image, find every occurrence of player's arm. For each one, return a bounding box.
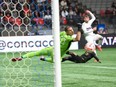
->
[92,52,101,63]
[86,10,96,25]
[77,22,84,34]
[73,21,85,41]
[73,31,81,41]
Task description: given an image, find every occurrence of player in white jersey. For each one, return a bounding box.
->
[81,10,103,52]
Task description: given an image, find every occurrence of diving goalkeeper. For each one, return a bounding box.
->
[12,26,81,62]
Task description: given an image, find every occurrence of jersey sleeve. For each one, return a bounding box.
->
[88,11,96,25]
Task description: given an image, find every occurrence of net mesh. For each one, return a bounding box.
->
[0,0,54,87]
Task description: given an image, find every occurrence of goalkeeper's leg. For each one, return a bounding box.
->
[40,56,53,63]
[12,47,53,62]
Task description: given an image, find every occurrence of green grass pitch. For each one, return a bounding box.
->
[0,48,116,87]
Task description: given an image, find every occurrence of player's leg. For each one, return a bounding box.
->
[38,47,54,62]
[94,34,103,51]
[12,47,54,62]
[24,47,54,62]
[61,56,71,62]
[40,56,53,63]
[85,36,94,43]
[94,34,103,45]
[85,36,96,51]
[85,36,98,62]
[22,47,53,58]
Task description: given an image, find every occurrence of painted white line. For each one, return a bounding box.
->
[82,65,116,70]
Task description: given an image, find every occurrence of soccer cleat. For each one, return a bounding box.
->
[40,56,45,61]
[96,45,102,51]
[12,58,22,62]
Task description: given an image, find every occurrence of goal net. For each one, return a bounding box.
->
[0,0,61,87]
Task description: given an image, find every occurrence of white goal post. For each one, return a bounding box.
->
[0,0,62,87]
[52,0,62,87]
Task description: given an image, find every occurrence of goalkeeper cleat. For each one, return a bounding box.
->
[12,58,22,62]
[40,56,45,61]
[96,45,102,51]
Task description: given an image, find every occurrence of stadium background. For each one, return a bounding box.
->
[0,0,116,87]
[0,0,115,48]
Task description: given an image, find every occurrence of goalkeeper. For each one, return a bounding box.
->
[12,26,81,62]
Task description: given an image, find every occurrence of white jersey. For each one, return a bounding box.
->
[82,12,96,37]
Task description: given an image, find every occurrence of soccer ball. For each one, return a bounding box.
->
[84,42,96,51]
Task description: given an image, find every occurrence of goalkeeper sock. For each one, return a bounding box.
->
[45,57,53,63]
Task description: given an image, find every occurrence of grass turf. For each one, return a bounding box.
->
[0,48,116,87]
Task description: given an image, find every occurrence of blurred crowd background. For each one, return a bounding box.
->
[0,0,116,36]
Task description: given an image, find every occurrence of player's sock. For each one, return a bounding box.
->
[45,58,53,63]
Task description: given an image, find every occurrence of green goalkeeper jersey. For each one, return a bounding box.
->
[60,31,73,57]
[22,31,74,63]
